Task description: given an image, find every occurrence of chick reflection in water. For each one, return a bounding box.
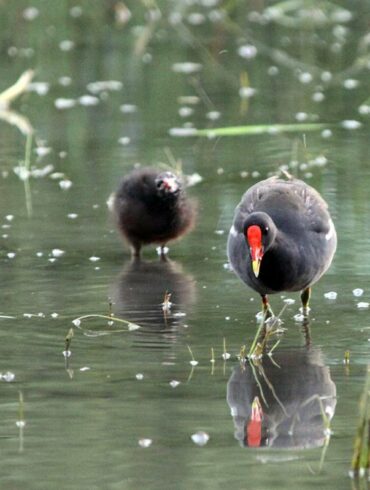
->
[227,347,336,448]
[112,258,196,337]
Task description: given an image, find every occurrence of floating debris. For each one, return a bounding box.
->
[357,302,369,309]
[79,367,90,372]
[54,98,76,110]
[59,40,75,52]
[237,44,257,59]
[78,95,99,106]
[1,372,15,382]
[23,7,39,21]
[86,80,123,94]
[138,438,152,448]
[341,120,362,130]
[59,179,73,190]
[191,431,209,446]
[118,136,131,145]
[343,79,359,90]
[206,111,220,121]
[28,82,49,95]
[172,62,202,74]
[120,104,137,114]
[168,127,197,137]
[169,380,180,388]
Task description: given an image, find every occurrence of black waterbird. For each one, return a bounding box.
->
[227,175,337,315]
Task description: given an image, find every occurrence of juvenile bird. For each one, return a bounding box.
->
[112,167,196,258]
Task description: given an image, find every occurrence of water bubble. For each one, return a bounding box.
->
[190,360,198,366]
[169,380,180,388]
[89,256,100,262]
[1,372,15,382]
[16,420,26,428]
[51,313,59,318]
[7,252,16,259]
[293,313,305,322]
[222,352,231,360]
[191,431,210,446]
[72,319,81,326]
[352,288,364,297]
[67,213,78,219]
[136,373,144,380]
[80,367,90,372]
[283,298,295,305]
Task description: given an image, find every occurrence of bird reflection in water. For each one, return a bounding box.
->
[227,347,336,449]
[111,258,196,347]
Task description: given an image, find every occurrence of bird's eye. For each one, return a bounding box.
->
[262,226,269,235]
[156,180,163,188]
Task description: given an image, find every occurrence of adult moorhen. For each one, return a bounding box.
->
[112,167,196,258]
[227,175,337,316]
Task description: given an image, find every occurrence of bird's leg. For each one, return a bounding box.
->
[300,287,311,317]
[261,294,273,318]
[131,243,141,259]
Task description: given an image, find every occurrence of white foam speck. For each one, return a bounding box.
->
[138,438,152,448]
[357,302,369,309]
[352,288,364,297]
[191,431,209,446]
[169,380,180,388]
[324,291,337,300]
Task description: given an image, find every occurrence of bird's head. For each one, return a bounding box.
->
[244,213,276,277]
[155,172,181,198]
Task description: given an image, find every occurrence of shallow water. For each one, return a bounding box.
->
[0,2,369,489]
